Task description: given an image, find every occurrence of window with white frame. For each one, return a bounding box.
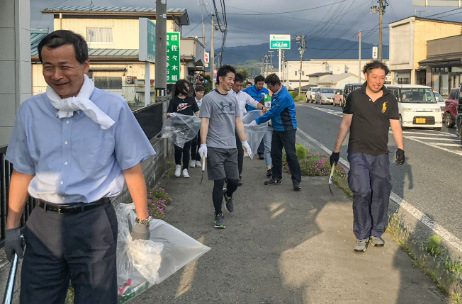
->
[86,27,113,43]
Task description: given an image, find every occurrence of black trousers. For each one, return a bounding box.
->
[271,129,301,183]
[174,140,192,169]
[21,203,118,304]
[235,131,243,176]
[190,131,201,161]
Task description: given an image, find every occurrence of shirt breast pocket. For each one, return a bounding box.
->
[75,134,115,170]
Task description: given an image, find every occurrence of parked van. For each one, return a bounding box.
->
[387,84,443,130]
[343,83,363,107]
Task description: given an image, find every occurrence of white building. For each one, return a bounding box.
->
[280,59,389,91]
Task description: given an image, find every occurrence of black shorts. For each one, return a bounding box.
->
[207,147,239,180]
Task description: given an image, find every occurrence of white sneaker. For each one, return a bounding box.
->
[174,165,181,177]
[190,161,196,168]
[182,168,190,178]
[196,160,202,168]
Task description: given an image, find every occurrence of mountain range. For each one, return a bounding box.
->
[213,37,389,65]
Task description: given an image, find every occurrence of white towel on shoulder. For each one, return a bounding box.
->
[46,74,115,129]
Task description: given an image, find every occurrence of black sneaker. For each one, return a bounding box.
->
[223,190,234,212]
[293,181,301,191]
[266,168,272,177]
[258,154,264,160]
[214,213,225,229]
[238,178,242,186]
[264,178,282,185]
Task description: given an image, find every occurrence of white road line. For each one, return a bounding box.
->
[297,128,462,254]
[433,143,462,147]
[407,136,459,142]
[404,137,462,156]
[402,131,458,138]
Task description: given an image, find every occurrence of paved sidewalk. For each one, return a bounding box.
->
[133,157,448,304]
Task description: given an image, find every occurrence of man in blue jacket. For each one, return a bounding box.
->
[249,74,301,191]
[244,75,269,159]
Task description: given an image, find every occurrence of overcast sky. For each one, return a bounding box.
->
[31,0,462,50]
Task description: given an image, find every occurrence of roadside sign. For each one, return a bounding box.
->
[166,32,180,84]
[204,52,209,68]
[372,46,378,59]
[139,18,156,62]
[270,34,291,49]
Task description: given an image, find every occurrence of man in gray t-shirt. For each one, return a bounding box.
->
[198,65,251,229]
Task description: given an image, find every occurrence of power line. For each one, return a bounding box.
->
[227,1,347,16]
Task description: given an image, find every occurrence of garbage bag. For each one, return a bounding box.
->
[242,110,268,159]
[161,113,201,148]
[116,203,211,303]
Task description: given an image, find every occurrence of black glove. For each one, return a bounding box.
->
[131,223,150,240]
[395,148,405,165]
[330,152,340,166]
[4,227,24,261]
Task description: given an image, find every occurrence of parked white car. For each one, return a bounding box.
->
[387,85,443,130]
[315,88,335,105]
[305,87,319,103]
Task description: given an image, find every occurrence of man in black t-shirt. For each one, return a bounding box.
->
[330,61,405,253]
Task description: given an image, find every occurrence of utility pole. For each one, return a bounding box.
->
[358,30,362,83]
[279,50,284,82]
[371,0,388,61]
[155,0,167,102]
[295,35,306,96]
[201,1,206,46]
[268,50,274,73]
[210,13,215,86]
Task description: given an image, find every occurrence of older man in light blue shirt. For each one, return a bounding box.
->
[4,30,155,304]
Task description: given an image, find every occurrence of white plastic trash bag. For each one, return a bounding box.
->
[242,110,268,159]
[161,113,201,148]
[116,203,211,303]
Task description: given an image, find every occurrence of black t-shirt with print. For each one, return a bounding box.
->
[167,96,199,116]
[343,83,399,156]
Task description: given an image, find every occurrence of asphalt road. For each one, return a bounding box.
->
[295,102,462,242]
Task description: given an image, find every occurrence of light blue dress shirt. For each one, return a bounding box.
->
[6,88,156,204]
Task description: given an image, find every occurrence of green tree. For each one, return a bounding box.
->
[236,68,249,82]
[204,75,213,94]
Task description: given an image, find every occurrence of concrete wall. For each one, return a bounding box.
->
[427,35,462,57]
[0,101,174,303]
[0,0,31,147]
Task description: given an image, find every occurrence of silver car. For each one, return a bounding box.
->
[315,88,335,105]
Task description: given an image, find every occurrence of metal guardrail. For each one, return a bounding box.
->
[0,103,164,246]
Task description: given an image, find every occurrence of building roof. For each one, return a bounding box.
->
[307,72,332,77]
[389,16,462,27]
[317,73,358,85]
[41,6,189,25]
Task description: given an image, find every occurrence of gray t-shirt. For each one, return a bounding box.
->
[200,89,240,149]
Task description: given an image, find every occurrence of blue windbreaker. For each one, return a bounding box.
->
[255,86,297,131]
[243,85,269,111]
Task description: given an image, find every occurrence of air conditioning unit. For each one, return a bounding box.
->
[126,76,133,84]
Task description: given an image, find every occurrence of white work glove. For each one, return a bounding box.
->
[198,144,208,158]
[169,112,177,118]
[248,120,258,127]
[242,141,252,156]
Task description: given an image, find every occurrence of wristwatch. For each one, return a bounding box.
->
[135,216,152,226]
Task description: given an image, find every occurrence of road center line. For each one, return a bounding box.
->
[296,128,462,254]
